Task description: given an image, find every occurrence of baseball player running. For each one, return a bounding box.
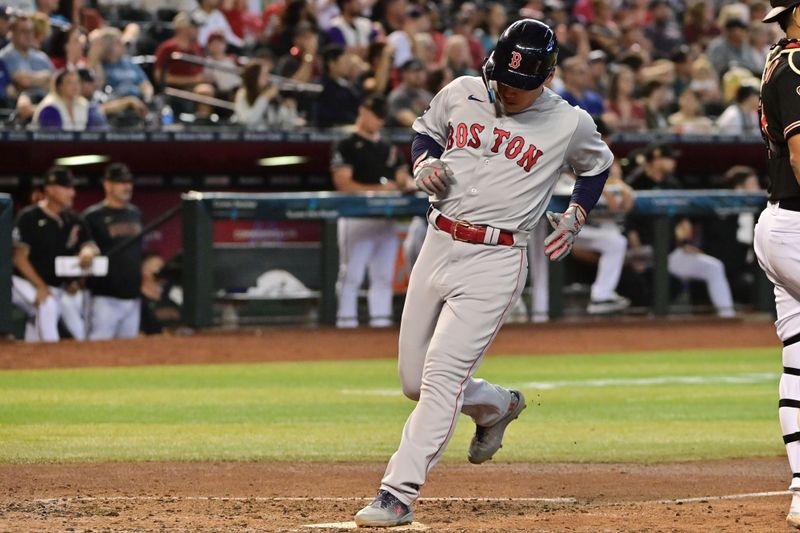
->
[354,19,614,527]
[83,163,143,340]
[755,1,800,527]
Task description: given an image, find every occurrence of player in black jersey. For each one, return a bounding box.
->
[11,167,98,342]
[82,163,143,339]
[756,1,800,527]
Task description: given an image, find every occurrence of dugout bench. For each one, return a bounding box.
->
[178,190,772,330]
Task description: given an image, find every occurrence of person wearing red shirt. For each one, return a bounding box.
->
[154,12,211,89]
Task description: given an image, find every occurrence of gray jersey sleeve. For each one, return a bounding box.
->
[411,80,456,147]
[564,110,614,176]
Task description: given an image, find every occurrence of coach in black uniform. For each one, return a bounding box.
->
[331,94,411,328]
[12,167,98,342]
[83,163,144,339]
[755,1,800,527]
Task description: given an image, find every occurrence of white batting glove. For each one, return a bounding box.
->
[543,203,587,262]
[413,155,455,195]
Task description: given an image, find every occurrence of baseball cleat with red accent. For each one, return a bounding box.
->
[468,390,526,464]
[354,489,414,527]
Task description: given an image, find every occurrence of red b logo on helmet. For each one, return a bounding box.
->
[509,51,522,70]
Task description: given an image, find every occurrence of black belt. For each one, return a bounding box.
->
[773,198,800,212]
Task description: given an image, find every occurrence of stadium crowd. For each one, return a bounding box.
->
[2,0,772,339]
[0,0,777,132]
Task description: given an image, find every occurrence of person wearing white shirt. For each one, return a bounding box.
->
[715,84,761,135]
[193,0,244,47]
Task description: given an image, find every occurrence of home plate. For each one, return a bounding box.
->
[303,521,428,530]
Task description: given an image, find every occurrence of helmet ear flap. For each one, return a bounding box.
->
[482,56,496,103]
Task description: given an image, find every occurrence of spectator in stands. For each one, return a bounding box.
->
[682,0,719,47]
[270,0,318,57]
[449,3,485,71]
[83,163,143,340]
[233,59,300,128]
[11,166,99,342]
[205,30,240,98]
[688,54,722,108]
[1,14,54,121]
[706,18,760,76]
[32,66,104,129]
[587,0,621,57]
[668,89,714,134]
[316,43,361,127]
[274,21,318,83]
[386,5,427,68]
[587,49,609,95]
[644,0,684,59]
[441,34,477,77]
[476,2,506,54]
[558,56,604,117]
[0,7,10,51]
[78,66,145,126]
[670,45,693,99]
[327,0,376,58]
[330,94,410,328]
[48,25,85,70]
[642,80,670,131]
[425,64,452,94]
[373,0,407,35]
[626,143,735,317]
[35,0,68,27]
[604,65,645,132]
[29,11,50,50]
[89,26,154,103]
[386,58,431,127]
[716,83,760,135]
[194,0,244,48]
[357,40,393,96]
[154,12,211,90]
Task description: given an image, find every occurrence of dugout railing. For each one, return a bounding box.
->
[179,190,773,329]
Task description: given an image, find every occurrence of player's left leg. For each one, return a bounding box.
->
[89,296,116,340]
[667,248,735,317]
[379,243,527,505]
[60,288,87,340]
[578,225,629,314]
[366,220,400,327]
[527,221,549,322]
[115,298,141,339]
[336,218,377,328]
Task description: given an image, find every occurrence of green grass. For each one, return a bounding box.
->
[0,348,785,464]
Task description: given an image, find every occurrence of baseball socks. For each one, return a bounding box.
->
[780,341,800,528]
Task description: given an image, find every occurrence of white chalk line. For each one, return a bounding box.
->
[31,491,788,506]
[340,373,779,396]
[31,496,577,504]
[650,490,790,505]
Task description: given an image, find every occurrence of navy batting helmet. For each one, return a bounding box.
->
[483,19,558,91]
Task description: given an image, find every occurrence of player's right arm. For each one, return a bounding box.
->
[12,246,50,305]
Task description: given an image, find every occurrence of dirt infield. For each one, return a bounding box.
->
[0,317,793,532]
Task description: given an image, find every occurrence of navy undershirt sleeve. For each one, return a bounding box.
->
[570,169,610,214]
[411,133,444,165]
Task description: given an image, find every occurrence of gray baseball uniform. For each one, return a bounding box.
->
[379,75,613,504]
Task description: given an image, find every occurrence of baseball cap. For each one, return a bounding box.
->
[207,30,225,44]
[104,162,133,182]
[77,67,96,83]
[361,94,387,119]
[173,11,199,29]
[763,0,800,22]
[724,17,748,30]
[643,143,680,162]
[44,166,74,187]
[401,58,425,72]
